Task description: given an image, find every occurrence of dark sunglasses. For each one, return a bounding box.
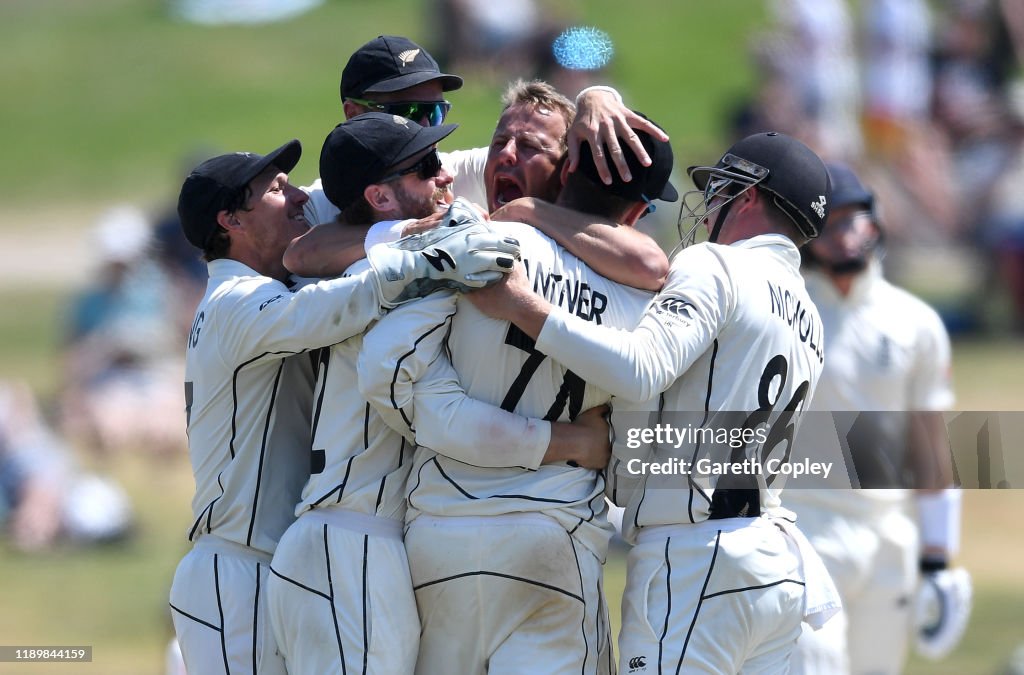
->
[378,149,443,184]
[348,98,452,127]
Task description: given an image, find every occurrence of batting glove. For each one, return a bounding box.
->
[367,200,520,308]
[913,562,973,660]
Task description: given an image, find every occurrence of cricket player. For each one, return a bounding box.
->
[264,113,610,674]
[472,131,844,673]
[354,114,678,674]
[291,34,668,283]
[787,161,971,674]
[167,139,517,675]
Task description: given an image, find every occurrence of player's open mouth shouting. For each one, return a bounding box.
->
[491,173,524,209]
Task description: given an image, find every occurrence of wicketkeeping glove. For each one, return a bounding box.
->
[913,564,972,660]
[367,199,521,308]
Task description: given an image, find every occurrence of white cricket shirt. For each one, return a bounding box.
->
[183,259,384,555]
[786,260,955,515]
[359,221,654,558]
[535,234,826,543]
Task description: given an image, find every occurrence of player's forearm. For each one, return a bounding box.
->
[498,198,668,291]
[283,222,370,277]
[500,286,554,341]
[239,270,384,353]
[907,411,955,489]
[414,392,551,469]
[536,310,671,403]
[494,290,669,403]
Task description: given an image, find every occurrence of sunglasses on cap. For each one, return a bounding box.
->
[378,149,443,184]
[347,98,452,127]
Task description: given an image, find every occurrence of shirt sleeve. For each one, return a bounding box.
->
[535,248,731,403]
[440,147,488,211]
[300,178,340,227]
[411,356,550,469]
[357,290,550,468]
[364,219,409,252]
[357,291,458,442]
[909,302,956,410]
[217,268,384,362]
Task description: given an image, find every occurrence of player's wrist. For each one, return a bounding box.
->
[543,423,583,466]
[916,487,961,560]
[575,85,623,106]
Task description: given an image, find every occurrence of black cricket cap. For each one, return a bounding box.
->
[575,112,678,204]
[320,112,457,210]
[689,131,831,238]
[341,35,463,100]
[177,140,302,249]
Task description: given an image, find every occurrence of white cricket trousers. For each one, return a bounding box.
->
[405,512,615,675]
[266,508,419,675]
[618,517,805,674]
[169,535,285,675]
[789,502,917,675]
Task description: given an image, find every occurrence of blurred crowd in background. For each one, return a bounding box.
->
[4,0,1024,556]
[737,0,1024,336]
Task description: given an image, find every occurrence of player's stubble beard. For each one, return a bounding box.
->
[393,182,453,219]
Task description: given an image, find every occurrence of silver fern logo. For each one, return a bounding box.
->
[397,49,420,66]
[810,195,827,219]
[392,115,410,127]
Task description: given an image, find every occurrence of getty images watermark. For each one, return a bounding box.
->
[623,423,834,479]
[613,411,1024,489]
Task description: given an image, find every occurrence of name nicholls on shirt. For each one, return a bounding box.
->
[524,257,609,324]
[767,280,823,364]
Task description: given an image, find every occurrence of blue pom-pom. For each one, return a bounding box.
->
[552,26,614,70]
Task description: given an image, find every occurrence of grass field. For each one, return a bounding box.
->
[0,0,765,215]
[1,1,1023,673]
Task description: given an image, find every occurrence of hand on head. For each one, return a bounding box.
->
[568,89,669,184]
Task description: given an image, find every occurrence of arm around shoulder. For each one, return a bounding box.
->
[494,198,668,290]
[284,221,370,278]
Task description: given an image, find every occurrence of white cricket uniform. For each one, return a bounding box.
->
[533,234,840,673]
[788,261,955,675]
[359,221,654,675]
[169,258,383,675]
[303,147,487,225]
[267,253,560,674]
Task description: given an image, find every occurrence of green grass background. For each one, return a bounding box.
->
[0,2,1022,674]
[0,0,763,213]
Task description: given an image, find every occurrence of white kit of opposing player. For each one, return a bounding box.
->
[303,147,487,226]
[359,219,653,675]
[169,260,384,675]
[788,259,956,675]
[534,235,837,673]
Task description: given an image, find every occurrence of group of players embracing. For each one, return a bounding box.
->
[169,33,970,675]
